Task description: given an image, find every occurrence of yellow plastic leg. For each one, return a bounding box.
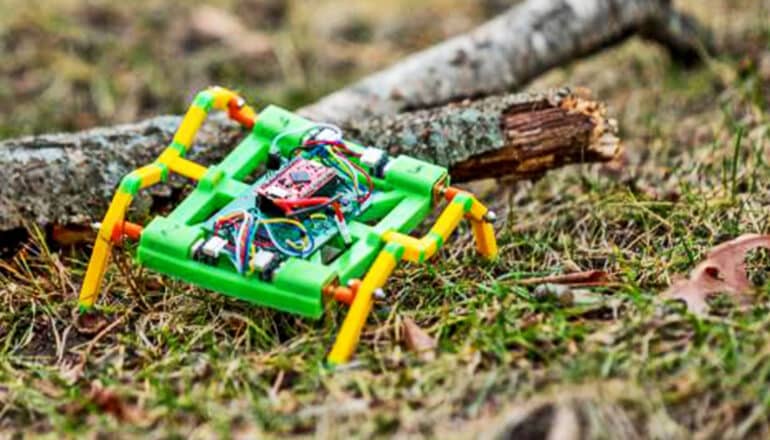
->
[78,86,254,311]
[381,198,472,263]
[466,196,488,222]
[134,164,164,187]
[461,195,498,259]
[210,86,238,110]
[327,247,401,365]
[78,238,114,309]
[78,190,133,309]
[430,199,466,243]
[172,105,207,150]
[166,156,208,181]
[381,231,423,262]
[471,219,498,258]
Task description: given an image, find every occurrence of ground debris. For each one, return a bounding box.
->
[63,381,149,425]
[661,234,770,314]
[401,317,437,362]
[189,5,273,59]
[515,270,611,287]
[74,309,108,335]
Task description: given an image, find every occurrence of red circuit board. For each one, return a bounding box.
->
[256,158,336,200]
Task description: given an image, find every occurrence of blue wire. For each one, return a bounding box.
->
[252,213,315,258]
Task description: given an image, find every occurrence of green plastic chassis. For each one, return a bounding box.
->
[136,105,448,318]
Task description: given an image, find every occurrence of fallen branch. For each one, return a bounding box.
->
[0,0,713,240]
[299,0,712,124]
[348,89,619,182]
[0,89,618,235]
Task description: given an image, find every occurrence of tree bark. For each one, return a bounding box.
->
[299,0,711,124]
[347,89,618,182]
[0,89,618,236]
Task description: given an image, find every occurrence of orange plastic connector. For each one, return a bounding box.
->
[110,221,144,244]
[227,97,257,129]
[323,279,362,305]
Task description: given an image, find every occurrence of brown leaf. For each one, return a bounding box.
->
[402,317,437,362]
[661,234,770,314]
[74,309,108,335]
[51,223,95,246]
[190,6,273,58]
[516,270,610,287]
[87,381,146,424]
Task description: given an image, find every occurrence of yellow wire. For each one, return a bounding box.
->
[218,215,311,256]
[327,146,357,181]
[248,243,257,274]
[258,217,310,250]
[285,239,305,251]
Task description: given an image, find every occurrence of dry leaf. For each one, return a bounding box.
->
[484,403,581,440]
[533,284,575,305]
[190,6,273,58]
[51,223,95,246]
[74,309,108,335]
[661,234,770,314]
[87,381,147,424]
[402,317,437,362]
[59,357,84,384]
[516,270,610,287]
[33,379,64,398]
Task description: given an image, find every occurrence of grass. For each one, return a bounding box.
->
[2,0,770,437]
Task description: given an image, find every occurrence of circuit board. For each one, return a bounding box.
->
[198,154,375,277]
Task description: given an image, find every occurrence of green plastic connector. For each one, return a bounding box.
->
[119,173,142,196]
[193,91,215,111]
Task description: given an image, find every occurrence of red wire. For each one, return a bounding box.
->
[331,202,344,220]
[302,139,361,157]
[273,197,331,214]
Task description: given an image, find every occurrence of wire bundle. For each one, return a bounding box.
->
[213,210,314,273]
[212,124,375,272]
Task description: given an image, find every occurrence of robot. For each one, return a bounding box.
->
[78,86,498,364]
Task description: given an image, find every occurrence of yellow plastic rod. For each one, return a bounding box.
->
[172,105,207,150]
[165,156,208,181]
[429,198,466,243]
[471,219,498,258]
[381,197,470,263]
[78,190,133,309]
[444,187,499,260]
[327,245,402,365]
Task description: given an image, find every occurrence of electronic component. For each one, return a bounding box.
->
[202,236,228,258]
[360,147,389,178]
[250,249,279,280]
[192,236,229,264]
[191,238,205,258]
[266,151,282,170]
[257,158,336,201]
[289,170,310,183]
